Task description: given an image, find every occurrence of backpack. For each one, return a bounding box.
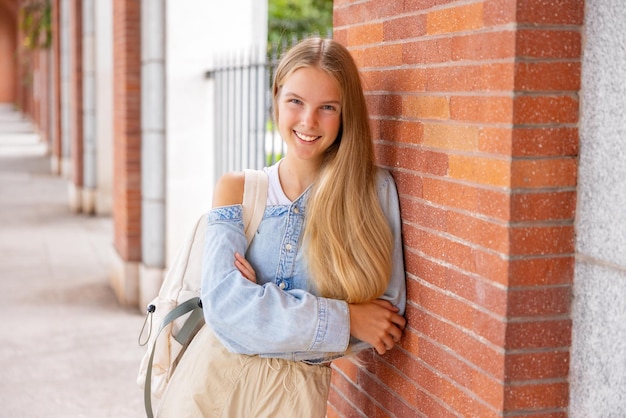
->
[137,169,268,417]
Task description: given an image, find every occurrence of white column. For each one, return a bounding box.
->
[94,0,113,215]
[165,0,267,267]
[81,0,96,214]
[139,0,166,309]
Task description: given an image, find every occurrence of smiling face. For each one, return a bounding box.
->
[276,66,342,167]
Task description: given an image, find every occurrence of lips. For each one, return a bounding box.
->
[294,131,321,142]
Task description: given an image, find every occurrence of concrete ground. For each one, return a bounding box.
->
[0,104,145,417]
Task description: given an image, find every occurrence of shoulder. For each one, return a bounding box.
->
[212,171,245,208]
[374,167,401,215]
[374,167,396,192]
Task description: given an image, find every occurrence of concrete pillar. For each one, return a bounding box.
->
[139,0,166,310]
[94,0,113,215]
[571,1,626,415]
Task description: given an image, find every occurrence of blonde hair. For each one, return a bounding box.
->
[272,38,393,303]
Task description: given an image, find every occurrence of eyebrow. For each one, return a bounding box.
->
[283,92,341,106]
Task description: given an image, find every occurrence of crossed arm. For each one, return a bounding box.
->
[234,252,406,355]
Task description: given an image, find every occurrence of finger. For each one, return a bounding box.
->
[234,253,255,275]
[374,341,387,355]
[392,313,407,330]
[372,299,398,311]
[234,260,253,281]
[388,325,403,343]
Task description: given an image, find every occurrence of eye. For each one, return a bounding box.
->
[321,105,338,112]
[289,98,303,105]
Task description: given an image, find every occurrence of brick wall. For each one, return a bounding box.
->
[70,0,83,187]
[52,0,62,163]
[112,0,141,261]
[331,1,582,416]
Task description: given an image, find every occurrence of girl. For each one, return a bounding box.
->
[157,37,406,418]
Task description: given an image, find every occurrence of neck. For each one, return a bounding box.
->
[278,157,321,200]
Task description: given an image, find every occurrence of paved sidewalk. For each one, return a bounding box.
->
[0,105,145,417]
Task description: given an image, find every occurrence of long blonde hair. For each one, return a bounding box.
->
[272,38,393,303]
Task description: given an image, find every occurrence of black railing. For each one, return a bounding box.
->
[207,42,295,177]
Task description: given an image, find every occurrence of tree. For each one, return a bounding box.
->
[268,0,333,46]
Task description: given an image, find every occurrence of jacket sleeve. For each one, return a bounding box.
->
[200,206,350,356]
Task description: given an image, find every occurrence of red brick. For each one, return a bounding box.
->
[505,319,571,350]
[511,191,576,222]
[383,14,427,41]
[447,210,509,253]
[478,187,511,221]
[450,96,513,124]
[330,369,389,417]
[334,1,404,27]
[511,158,577,188]
[406,255,507,316]
[357,367,421,417]
[390,170,423,198]
[422,177,478,212]
[479,127,513,155]
[508,286,571,317]
[403,37,453,65]
[511,127,578,157]
[509,256,574,286]
[504,381,569,410]
[404,0,459,12]
[417,338,504,409]
[517,0,584,25]
[378,119,424,144]
[362,68,426,93]
[513,95,579,124]
[332,358,359,383]
[510,225,575,256]
[350,44,403,68]
[366,94,402,117]
[346,22,383,46]
[516,62,581,92]
[376,143,448,176]
[426,63,515,92]
[386,349,501,417]
[403,96,450,120]
[422,123,479,151]
[452,31,516,61]
[483,0,517,25]
[427,3,484,34]
[113,0,142,261]
[448,154,511,187]
[517,29,582,59]
[409,277,507,346]
[362,68,425,93]
[406,305,505,378]
[505,350,570,380]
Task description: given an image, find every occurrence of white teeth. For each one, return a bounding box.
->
[295,131,319,142]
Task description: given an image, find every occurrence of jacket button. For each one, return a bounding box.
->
[279,282,286,290]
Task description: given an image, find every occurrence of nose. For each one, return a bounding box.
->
[300,107,317,129]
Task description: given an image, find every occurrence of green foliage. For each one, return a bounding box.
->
[268,0,333,45]
[20,1,52,50]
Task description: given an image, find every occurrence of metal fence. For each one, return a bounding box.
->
[207,41,297,178]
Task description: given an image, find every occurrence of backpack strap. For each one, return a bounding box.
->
[243,169,269,244]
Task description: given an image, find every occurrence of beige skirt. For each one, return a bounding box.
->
[156,325,332,418]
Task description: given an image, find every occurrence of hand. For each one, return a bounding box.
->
[234,252,257,283]
[349,299,406,355]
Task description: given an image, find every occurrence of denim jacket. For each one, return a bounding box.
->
[200,168,406,363]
